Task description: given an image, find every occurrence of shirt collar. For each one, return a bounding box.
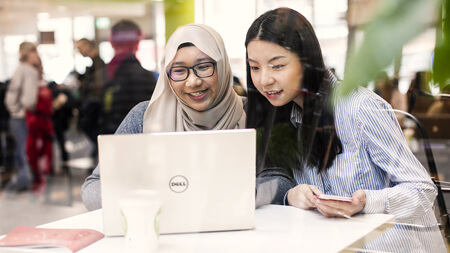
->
[290,103,303,127]
[289,69,338,128]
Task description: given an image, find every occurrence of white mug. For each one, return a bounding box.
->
[119,189,162,252]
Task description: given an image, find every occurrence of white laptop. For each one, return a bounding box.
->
[98,129,256,236]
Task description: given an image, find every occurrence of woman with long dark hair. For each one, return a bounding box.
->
[247,7,446,252]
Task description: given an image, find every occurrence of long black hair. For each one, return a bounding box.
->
[245,7,342,173]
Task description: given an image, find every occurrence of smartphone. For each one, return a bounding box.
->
[317,194,352,202]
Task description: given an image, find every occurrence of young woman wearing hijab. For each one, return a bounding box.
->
[246,7,446,252]
[81,23,245,211]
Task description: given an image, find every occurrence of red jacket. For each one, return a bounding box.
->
[26,86,54,136]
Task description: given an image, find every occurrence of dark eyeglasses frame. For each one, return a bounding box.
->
[167,61,216,82]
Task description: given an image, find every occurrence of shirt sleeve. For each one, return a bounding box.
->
[21,66,39,111]
[81,101,148,211]
[255,166,295,208]
[358,95,437,222]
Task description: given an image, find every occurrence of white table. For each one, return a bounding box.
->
[39,205,394,253]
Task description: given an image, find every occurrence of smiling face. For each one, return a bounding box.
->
[247,40,304,107]
[167,46,219,111]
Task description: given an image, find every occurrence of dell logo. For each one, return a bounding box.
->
[169,175,189,193]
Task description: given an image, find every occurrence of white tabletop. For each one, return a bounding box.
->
[39,205,394,253]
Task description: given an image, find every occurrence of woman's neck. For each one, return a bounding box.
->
[293,96,304,108]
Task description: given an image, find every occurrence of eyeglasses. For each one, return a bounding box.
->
[167,61,216,82]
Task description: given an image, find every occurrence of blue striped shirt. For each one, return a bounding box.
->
[291,85,446,252]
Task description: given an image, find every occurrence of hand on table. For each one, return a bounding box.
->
[287,184,323,210]
[315,190,366,218]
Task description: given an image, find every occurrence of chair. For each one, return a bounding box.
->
[393,109,450,243]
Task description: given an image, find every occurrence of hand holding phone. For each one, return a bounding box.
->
[317,194,352,202]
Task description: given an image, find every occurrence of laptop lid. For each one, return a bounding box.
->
[99,129,256,236]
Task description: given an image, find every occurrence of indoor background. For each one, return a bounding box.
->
[0,0,448,242]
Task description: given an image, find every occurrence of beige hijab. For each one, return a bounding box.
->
[143,24,245,133]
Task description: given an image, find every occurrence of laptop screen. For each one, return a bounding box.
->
[99,129,256,236]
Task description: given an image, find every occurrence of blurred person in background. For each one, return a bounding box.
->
[48,81,75,166]
[76,38,105,101]
[0,80,15,188]
[100,19,157,136]
[232,76,247,96]
[25,57,54,192]
[374,71,407,112]
[4,42,40,192]
[374,71,407,125]
[407,71,435,114]
[75,38,106,163]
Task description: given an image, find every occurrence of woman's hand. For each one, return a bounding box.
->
[287,184,323,210]
[315,190,366,218]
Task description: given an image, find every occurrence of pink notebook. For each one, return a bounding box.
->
[0,226,104,252]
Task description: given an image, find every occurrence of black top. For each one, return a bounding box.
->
[100,54,157,135]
